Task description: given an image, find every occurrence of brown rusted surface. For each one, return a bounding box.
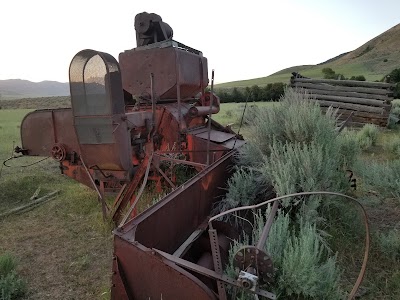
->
[112,152,235,299]
[21,108,79,157]
[119,45,208,101]
[112,238,217,300]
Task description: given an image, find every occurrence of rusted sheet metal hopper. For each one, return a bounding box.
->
[112,152,235,299]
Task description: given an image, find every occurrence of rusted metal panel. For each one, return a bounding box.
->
[194,129,236,144]
[112,238,217,300]
[21,108,79,156]
[119,46,208,101]
[112,152,235,299]
[117,152,234,253]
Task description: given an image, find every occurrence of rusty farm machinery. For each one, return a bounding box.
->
[12,12,370,299]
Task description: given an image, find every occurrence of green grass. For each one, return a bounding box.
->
[215,62,383,89]
[213,101,277,127]
[0,109,112,299]
[0,252,27,300]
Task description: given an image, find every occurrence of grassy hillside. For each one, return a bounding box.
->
[217,24,400,89]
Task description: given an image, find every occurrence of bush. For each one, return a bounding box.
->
[218,88,357,298]
[356,124,379,149]
[215,167,266,213]
[225,211,342,300]
[349,75,366,81]
[379,229,400,261]
[354,159,400,198]
[0,253,26,300]
[235,104,260,126]
[278,221,342,299]
[237,89,355,204]
[384,137,400,157]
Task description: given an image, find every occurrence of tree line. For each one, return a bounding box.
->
[215,82,285,103]
[321,68,366,81]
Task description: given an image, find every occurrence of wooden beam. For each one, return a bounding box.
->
[321,107,390,119]
[291,82,392,96]
[292,77,394,89]
[310,94,388,107]
[292,86,391,101]
[311,99,386,114]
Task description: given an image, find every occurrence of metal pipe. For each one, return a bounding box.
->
[150,73,156,136]
[119,153,153,227]
[256,200,279,249]
[206,70,215,166]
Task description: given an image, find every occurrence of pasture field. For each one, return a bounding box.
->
[1,104,400,299]
[0,109,112,299]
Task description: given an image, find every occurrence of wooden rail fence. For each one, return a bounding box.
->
[290,73,395,127]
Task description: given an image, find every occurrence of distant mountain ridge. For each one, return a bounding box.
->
[0,79,69,100]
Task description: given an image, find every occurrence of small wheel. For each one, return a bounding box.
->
[51,144,66,161]
[233,246,274,284]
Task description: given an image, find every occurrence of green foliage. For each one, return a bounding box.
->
[383,68,400,83]
[354,159,400,198]
[336,129,360,166]
[215,83,285,103]
[278,221,342,299]
[322,68,346,80]
[219,88,354,298]
[0,253,26,300]
[213,167,266,217]
[356,124,379,149]
[225,211,342,300]
[0,255,16,278]
[384,136,400,157]
[236,104,260,125]
[379,229,400,261]
[349,75,366,81]
[236,89,355,209]
[382,68,400,98]
[322,68,336,79]
[322,67,366,81]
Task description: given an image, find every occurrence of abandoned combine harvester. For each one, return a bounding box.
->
[17,12,244,223]
[15,12,369,300]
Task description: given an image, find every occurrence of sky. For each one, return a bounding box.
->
[1,0,399,84]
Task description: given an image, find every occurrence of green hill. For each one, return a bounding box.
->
[216,23,400,89]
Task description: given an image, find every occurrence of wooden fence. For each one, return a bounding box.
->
[290,73,394,127]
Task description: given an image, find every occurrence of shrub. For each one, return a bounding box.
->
[349,75,366,81]
[218,88,360,298]
[237,89,356,204]
[225,210,342,300]
[235,104,260,126]
[278,221,342,299]
[0,253,26,300]
[379,229,400,261]
[384,137,400,157]
[0,255,16,278]
[354,159,400,198]
[356,124,379,149]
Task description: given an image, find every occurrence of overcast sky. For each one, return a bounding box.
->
[1,0,399,84]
